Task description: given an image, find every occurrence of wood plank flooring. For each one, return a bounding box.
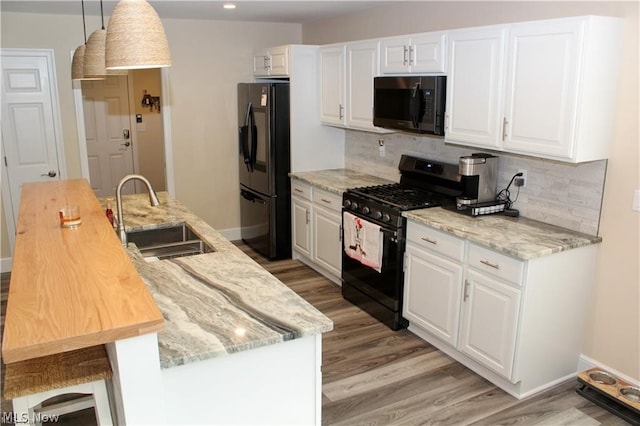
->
[235,243,628,426]
[0,251,629,425]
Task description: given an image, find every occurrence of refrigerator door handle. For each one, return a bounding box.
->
[240,103,253,172]
[241,189,267,204]
[249,105,258,172]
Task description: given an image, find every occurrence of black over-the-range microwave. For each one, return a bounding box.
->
[373,76,446,135]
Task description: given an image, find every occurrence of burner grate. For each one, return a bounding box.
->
[351,183,441,210]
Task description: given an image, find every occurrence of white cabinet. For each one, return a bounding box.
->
[380,32,447,74]
[445,26,507,149]
[403,224,464,346]
[445,16,622,162]
[319,41,391,133]
[319,45,346,126]
[291,181,312,258]
[404,219,600,398]
[291,178,343,284]
[253,45,289,77]
[459,246,523,379]
[312,189,342,277]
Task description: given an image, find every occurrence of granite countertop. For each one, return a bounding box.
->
[109,192,333,369]
[404,207,602,260]
[289,169,394,194]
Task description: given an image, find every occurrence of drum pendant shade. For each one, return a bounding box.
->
[71,45,85,80]
[106,0,171,69]
[83,29,108,78]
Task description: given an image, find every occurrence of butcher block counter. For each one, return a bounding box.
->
[1,179,164,364]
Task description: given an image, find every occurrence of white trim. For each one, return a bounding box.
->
[1,257,13,273]
[1,139,17,254]
[579,354,640,387]
[160,67,175,196]
[217,227,241,242]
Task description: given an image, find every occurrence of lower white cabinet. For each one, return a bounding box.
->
[291,179,342,284]
[404,219,599,399]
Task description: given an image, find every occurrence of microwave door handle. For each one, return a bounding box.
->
[410,83,421,128]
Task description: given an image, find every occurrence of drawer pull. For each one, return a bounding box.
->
[480,259,500,270]
[463,280,470,301]
[294,188,304,193]
[421,237,437,245]
[320,198,332,204]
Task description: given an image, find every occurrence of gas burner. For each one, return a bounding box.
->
[349,183,442,210]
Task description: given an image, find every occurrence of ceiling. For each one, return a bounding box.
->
[0,1,399,23]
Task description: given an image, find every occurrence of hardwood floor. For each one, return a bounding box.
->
[0,252,629,425]
[235,243,628,426]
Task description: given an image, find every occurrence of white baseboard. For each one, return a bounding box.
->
[1,257,12,273]
[579,354,640,386]
[218,227,241,242]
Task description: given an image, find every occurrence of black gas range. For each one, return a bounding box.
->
[341,155,464,330]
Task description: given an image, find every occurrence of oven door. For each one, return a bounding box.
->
[341,212,407,329]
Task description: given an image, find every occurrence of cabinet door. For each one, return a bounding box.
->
[268,46,289,76]
[459,269,521,380]
[410,33,447,73]
[503,20,583,159]
[346,40,379,131]
[319,45,346,126]
[292,197,312,258]
[380,37,411,73]
[404,244,463,346]
[253,51,269,77]
[445,27,507,149]
[312,205,342,277]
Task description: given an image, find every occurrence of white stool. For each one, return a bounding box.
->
[3,345,113,426]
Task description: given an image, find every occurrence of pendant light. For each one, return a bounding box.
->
[71,0,88,80]
[105,0,171,70]
[83,0,126,78]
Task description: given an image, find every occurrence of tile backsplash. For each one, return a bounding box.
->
[345,130,606,236]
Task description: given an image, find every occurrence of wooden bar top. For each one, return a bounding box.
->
[2,179,164,363]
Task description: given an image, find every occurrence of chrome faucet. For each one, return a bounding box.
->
[116,174,160,247]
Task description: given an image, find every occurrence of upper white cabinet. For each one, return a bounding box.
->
[445,26,507,149]
[319,44,346,126]
[380,32,447,74]
[445,16,623,162]
[253,45,290,77]
[320,41,392,133]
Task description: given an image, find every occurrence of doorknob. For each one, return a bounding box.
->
[123,129,130,139]
[41,170,57,178]
[121,141,131,147]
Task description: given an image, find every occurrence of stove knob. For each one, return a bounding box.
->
[382,213,391,222]
[351,202,359,211]
[343,200,352,209]
[362,206,371,214]
[372,210,383,220]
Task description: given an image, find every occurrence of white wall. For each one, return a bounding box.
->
[302,1,640,381]
[0,12,302,259]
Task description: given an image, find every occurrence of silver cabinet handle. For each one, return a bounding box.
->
[320,198,332,204]
[421,237,437,245]
[502,117,509,141]
[403,45,409,66]
[480,259,500,270]
[305,209,310,224]
[41,170,57,178]
[294,188,303,193]
[408,45,415,66]
[339,104,344,120]
[464,280,471,301]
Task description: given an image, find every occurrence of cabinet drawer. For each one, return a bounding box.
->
[312,188,342,212]
[291,180,312,200]
[468,243,524,285]
[407,221,465,262]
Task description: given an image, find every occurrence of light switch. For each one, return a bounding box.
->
[633,189,640,212]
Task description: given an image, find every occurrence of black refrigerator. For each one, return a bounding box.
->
[238,82,291,260]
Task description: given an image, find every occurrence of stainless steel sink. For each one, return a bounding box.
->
[126,224,214,260]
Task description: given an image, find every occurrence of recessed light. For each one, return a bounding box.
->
[223,3,236,9]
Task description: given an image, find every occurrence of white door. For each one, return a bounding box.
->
[380,37,411,73]
[82,76,135,197]
[410,33,447,73]
[312,204,341,277]
[1,49,65,248]
[346,40,379,131]
[445,27,507,149]
[291,196,312,258]
[319,45,346,126]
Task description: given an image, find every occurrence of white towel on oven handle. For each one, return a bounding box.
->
[343,211,383,273]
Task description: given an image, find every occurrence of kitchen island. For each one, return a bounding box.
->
[4,179,332,425]
[115,191,333,425]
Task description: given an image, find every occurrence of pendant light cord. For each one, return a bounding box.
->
[81,0,87,43]
[100,0,105,30]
